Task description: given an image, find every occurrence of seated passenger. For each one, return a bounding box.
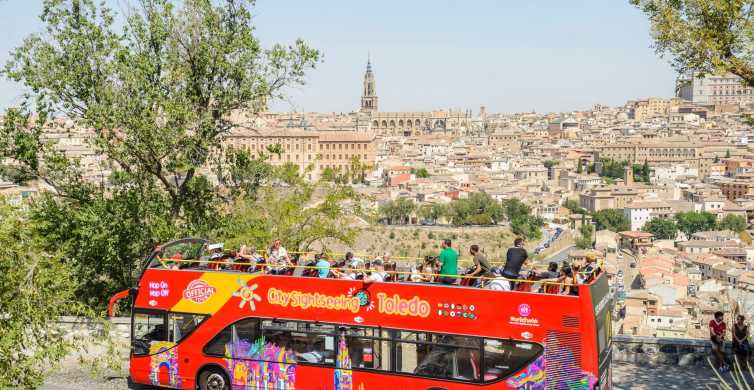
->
[206,243,225,270]
[539,262,561,294]
[365,259,387,283]
[486,275,512,291]
[410,263,431,283]
[315,254,331,278]
[267,239,292,275]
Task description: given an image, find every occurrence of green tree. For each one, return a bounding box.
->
[446,192,504,225]
[576,161,583,174]
[718,214,748,233]
[413,167,430,178]
[502,198,543,240]
[378,197,416,225]
[418,203,446,223]
[218,168,361,252]
[0,0,319,309]
[632,0,754,86]
[0,198,86,388]
[643,218,679,240]
[321,167,337,182]
[593,209,631,232]
[543,160,559,169]
[675,211,718,238]
[575,223,595,249]
[726,149,732,158]
[563,198,587,215]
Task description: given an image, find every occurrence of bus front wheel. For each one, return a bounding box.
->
[198,367,229,390]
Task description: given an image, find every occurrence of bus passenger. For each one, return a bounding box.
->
[366,259,387,282]
[316,253,331,278]
[267,239,291,275]
[539,262,561,294]
[502,238,528,288]
[237,245,262,271]
[467,245,493,288]
[437,239,459,285]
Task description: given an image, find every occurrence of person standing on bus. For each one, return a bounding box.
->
[267,239,291,275]
[502,238,528,288]
[468,245,492,287]
[438,239,458,285]
[710,311,730,372]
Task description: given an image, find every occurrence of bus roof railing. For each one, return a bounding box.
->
[150,256,602,289]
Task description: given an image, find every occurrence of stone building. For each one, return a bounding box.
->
[356,58,472,137]
[222,128,375,182]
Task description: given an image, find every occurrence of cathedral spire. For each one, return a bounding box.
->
[360,55,378,113]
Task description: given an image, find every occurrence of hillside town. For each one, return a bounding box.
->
[5,60,754,342]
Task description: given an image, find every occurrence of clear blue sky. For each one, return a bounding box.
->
[0,0,677,114]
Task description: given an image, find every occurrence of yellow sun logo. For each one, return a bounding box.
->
[232,279,261,311]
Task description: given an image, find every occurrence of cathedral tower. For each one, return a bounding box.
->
[360,57,378,113]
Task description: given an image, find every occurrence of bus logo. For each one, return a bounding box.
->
[182,280,217,304]
[518,303,532,317]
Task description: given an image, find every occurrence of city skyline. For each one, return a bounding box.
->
[0,0,678,114]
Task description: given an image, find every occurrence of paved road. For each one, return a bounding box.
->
[43,361,721,389]
[545,244,575,263]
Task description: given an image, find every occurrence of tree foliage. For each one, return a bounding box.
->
[563,198,587,215]
[502,198,543,240]
[0,198,85,389]
[632,0,754,87]
[378,197,416,225]
[593,209,631,232]
[575,223,595,249]
[0,0,319,309]
[445,192,504,225]
[218,165,361,252]
[718,214,748,233]
[412,167,430,178]
[643,218,679,240]
[675,211,718,237]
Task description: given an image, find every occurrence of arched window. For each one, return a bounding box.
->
[373,120,379,127]
[381,120,388,127]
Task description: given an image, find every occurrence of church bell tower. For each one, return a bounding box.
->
[360,57,378,113]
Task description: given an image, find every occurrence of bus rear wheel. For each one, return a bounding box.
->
[198,367,229,390]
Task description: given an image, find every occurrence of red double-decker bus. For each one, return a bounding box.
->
[112,238,613,390]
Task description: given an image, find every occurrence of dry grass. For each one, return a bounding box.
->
[314,225,523,266]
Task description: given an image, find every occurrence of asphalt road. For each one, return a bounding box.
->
[545,244,576,263]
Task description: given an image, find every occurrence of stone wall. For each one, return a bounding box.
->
[612,335,719,366]
[58,316,131,342]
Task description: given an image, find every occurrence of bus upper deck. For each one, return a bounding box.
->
[115,238,613,390]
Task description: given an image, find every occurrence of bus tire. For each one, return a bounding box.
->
[198,366,229,390]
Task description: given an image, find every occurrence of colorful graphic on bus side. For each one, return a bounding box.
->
[148,342,180,388]
[224,337,297,390]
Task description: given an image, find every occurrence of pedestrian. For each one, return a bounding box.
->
[710,311,730,372]
[437,239,458,285]
[733,314,750,366]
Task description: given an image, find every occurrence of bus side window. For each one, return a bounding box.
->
[168,312,207,343]
[342,327,390,371]
[203,318,260,358]
[133,310,166,356]
[482,339,543,382]
[395,332,480,381]
[261,320,336,366]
